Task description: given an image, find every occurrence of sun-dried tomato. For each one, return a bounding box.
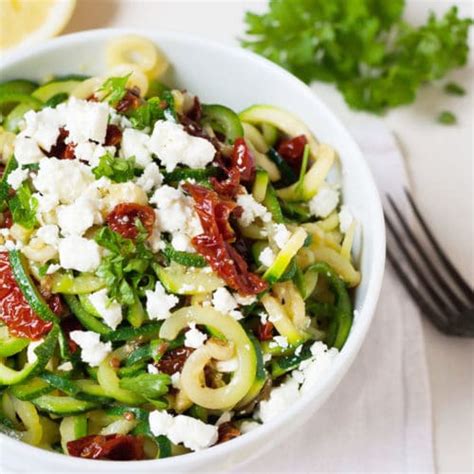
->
[116,88,143,113]
[106,203,155,240]
[104,124,122,147]
[184,183,268,296]
[211,138,255,198]
[186,96,202,122]
[0,252,53,340]
[157,346,194,375]
[257,321,274,341]
[67,434,145,461]
[60,315,83,352]
[277,135,308,169]
[47,128,76,160]
[217,422,241,444]
[1,210,13,229]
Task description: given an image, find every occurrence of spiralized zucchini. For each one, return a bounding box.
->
[160,306,257,410]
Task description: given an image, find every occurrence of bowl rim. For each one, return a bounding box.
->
[0,28,386,470]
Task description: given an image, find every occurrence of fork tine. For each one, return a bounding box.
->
[386,195,466,312]
[386,249,450,333]
[385,211,453,311]
[404,189,474,302]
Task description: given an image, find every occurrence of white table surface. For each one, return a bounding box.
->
[64,1,474,471]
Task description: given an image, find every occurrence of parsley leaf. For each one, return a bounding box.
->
[8,183,38,229]
[99,74,130,105]
[92,152,136,183]
[242,2,473,113]
[128,91,176,130]
[94,226,156,305]
[444,82,466,96]
[437,110,457,125]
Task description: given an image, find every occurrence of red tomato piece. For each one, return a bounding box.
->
[0,252,53,340]
[184,183,268,296]
[104,124,122,147]
[232,138,255,183]
[277,135,308,168]
[67,434,145,461]
[257,321,275,341]
[106,203,155,240]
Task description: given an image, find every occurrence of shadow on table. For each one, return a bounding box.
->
[64,0,120,33]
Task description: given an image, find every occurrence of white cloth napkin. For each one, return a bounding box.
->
[234,118,434,473]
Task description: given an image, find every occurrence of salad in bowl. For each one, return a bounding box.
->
[0,35,361,461]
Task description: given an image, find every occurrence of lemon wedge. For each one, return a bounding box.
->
[0,0,76,52]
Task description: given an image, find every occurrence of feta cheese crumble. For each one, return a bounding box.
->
[212,287,243,320]
[236,193,271,226]
[148,120,215,172]
[58,236,101,272]
[121,128,153,168]
[69,330,112,367]
[184,322,208,349]
[145,281,179,320]
[13,136,45,165]
[26,339,44,364]
[269,336,289,350]
[88,289,123,330]
[256,378,300,424]
[57,196,99,236]
[308,185,339,218]
[259,247,275,267]
[135,162,163,192]
[273,224,291,249]
[339,205,354,233]
[36,225,60,247]
[149,411,218,451]
[7,167,29,190]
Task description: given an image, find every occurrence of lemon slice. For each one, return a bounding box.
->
[0,0,76,52]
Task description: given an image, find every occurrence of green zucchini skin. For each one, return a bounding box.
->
[201,104,244,144]
[0,79,39,96]
[9,377,54,401]
[63,295,112,335]
[31,394,100,416]
[162,244,207,268]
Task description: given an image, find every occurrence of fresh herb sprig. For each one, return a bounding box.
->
[242,1,473,113]
[92,152,136,183]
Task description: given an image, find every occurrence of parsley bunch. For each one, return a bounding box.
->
[92,152,136,183]
[94,226,156,305]
[242,1,473,113]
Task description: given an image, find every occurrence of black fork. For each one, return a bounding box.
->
[385,190,474,337]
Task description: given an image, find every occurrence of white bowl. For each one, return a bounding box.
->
[0,29,385,472]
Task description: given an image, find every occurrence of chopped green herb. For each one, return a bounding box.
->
[8,183,38,229]
[242,2,473,113]
[444,82,466,96]
[437,110,457,125]
[129,91,176,130]
[92,152,136,183]
[99,74,130,105]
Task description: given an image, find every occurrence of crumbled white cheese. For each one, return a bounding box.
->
[170,372,181,389]
[64,97,109,145]
[57,361,73,371]
[273,223,291,249]
[21,107,64,152]
[26,339,44,364]
[294,345,303,357]
[145,281,179,320]
[147,364,159,374]
[259,247,275,267]
[75,142,115,168]
[58,236,101,272]
[36,225,60,247]
[7,167,29,190]
[148,120,215,172]
[88,289,123,330]
[236,193,271,226]
[32,158,95,204]
[215,357,239,373]
[339,205,354,233]
[13,136,45,165]
[150,185,202,251]
[256,378,300,424]
[215,411,233,426]
[69,330,112,367]
[121,128,152,168]
[308,185,339,218]
[269,336,289,350]
[233,293,257,306]
[135,162,163,193]
[184,322,208,349]
[149,411,218,451]
[211,287,243,320]
[33,192,59,214]
[57,196,99,236]
[46,263,61,275]
[171,233,193,252]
